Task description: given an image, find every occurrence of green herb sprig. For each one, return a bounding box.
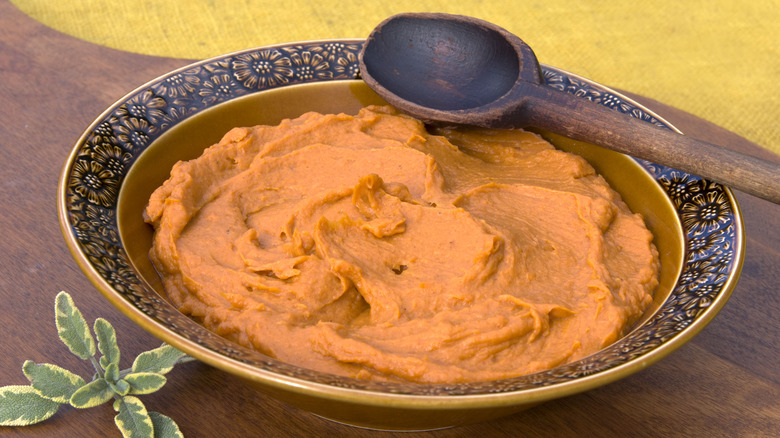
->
[0,291,195,437]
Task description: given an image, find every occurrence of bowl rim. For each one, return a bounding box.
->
[57,38,745,408]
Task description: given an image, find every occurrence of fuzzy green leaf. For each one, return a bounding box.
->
[109,379,131,396]
[0,386,60,426]
[149,411,184,438]
[124,373,167,395]
[69,378,114,408]
[22,360,87,404]
[55,291,96,360]
[95,318,120,369]
[114,396,154,438]
[132,344,186,375]
[105,362,120,383]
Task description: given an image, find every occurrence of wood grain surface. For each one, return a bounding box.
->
[0,1,778,436]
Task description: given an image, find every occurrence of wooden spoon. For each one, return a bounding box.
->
[359,12,780,204]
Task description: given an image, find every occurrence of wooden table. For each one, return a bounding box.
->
[1,1,778,436]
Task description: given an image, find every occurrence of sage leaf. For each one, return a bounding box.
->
[105,362,120,383]
[132,344,186,375]
[109,379,131,396]
[0,385,60,426]
[70,378,114,408]
[124,373,167,395]
[55,291,96,360]
[149,411,184,438]
[95,318,120,369]
[114,396,154,438]
[1,292,192,433]
[22,360,86,404]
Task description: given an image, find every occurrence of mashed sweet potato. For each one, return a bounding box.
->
[144,105,659,383]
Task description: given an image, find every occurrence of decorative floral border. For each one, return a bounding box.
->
[62,40,739,396]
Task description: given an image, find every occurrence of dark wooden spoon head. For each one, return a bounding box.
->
[359,13,544,125]
[358,13,780,204]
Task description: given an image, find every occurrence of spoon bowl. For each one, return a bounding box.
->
[359,13,780,204]
[360,15,526,111]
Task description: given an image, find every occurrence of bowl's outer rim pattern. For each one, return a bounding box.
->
[57,38,744,405]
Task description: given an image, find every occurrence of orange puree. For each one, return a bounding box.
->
[144,105,659,383]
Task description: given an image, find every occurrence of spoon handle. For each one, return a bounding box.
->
[519,83,780,204]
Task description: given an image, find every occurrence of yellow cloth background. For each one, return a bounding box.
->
[11,0,779,155]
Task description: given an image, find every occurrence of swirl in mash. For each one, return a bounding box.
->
[144,105,659,383]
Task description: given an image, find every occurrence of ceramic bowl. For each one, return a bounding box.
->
[58,39,743,431]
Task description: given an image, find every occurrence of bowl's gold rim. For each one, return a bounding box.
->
[56,39,745,410]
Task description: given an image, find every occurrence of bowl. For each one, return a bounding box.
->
[58,39,744,431]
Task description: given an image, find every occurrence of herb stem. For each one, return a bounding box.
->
[89,356,105,379]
